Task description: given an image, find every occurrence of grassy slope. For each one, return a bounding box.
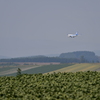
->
[47,63,100,74]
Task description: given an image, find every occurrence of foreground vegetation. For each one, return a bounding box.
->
[0,71,100,100]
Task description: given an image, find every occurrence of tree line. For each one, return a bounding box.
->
[0,51,99,63]
[0,56,88,63]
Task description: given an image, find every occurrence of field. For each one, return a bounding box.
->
[0,63,100,99]
[46,63,100,74]
[0,62,70,76]
[0,63,100,76]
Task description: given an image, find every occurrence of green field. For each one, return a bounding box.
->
[0,63,100,99]
[0,63,100,76]
[0,64,41,76]
[47,63,100,74]
[0,63,73,76]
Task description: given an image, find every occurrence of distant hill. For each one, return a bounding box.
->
[59,51,99,62]
[45,54,60,57]
[27,55,47,58]
[0,51,99,63]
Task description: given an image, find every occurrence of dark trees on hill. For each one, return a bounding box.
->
[0,51,99,63]
[0,57,80,63]
[59,51,99,62]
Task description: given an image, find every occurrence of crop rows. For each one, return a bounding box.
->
[48,63,100,73]
[0,71,100,100]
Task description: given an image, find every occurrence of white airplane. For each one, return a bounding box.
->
[68,32,78,38]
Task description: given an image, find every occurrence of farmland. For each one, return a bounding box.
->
[0,63,100,76]
[47,63,100,74]
[0,63,100,99]
[0,62,71,76]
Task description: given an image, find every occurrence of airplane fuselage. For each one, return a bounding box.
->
[68,32,78,38]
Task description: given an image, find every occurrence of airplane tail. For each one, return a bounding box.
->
[76,32,78,36]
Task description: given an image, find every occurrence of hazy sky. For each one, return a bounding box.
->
[0,0,100,57]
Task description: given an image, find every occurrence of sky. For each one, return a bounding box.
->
[0,0,100,57]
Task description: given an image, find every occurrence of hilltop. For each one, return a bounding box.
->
[59,51,99,62]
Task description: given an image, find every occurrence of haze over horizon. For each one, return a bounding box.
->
[0,0,100,57]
